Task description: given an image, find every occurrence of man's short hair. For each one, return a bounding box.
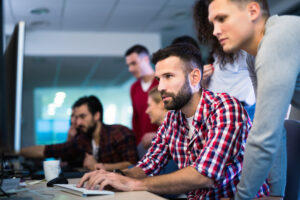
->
[208,0,270,18]
[125,44,150,57]
[152,44,203,76]
[171,35,200,50]
[72,95,103,122]
[148,86,162,104]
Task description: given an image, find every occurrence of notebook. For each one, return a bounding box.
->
[54,184,114,197]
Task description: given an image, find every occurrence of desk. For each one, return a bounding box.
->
[3,179,166,200]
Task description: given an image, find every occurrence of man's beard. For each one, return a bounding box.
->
[77,122,97,138]
[160,77,192,110]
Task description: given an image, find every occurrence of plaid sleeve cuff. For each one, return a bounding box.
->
[136,157,155,176]
[191,147,225,182]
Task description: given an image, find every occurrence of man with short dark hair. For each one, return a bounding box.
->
[208,0,300,199]
[21,95,138,171]
[125,45,159,156]
[77,44,268,199]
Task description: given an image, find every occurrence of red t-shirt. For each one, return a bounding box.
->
[130,78,159,145]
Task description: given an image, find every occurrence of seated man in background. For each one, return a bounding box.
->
[20,95,138,171]
[77,44,268,199]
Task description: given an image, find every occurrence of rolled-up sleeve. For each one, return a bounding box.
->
[136,114,171,176]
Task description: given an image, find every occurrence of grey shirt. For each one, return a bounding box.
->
[236,15,300,199]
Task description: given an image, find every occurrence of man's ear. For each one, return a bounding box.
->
[247,1,261,21]
[142,55,150,64]
[189,68,201,86]
[94,112,100,121]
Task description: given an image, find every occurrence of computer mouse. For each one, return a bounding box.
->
[47,174,68,187]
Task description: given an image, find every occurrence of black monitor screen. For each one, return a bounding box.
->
[0,21,25,153]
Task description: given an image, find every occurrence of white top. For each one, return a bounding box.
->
[208,51,255,106]
[92,139,99,161]
[186,116,195,139]
[141,80,152,92]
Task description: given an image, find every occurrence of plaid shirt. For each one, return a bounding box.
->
[137,89,269,199]
[44,124,138,167]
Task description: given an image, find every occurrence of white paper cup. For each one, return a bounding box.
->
[43,160,61,181]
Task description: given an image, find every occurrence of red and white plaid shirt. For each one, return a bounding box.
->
[137,89,269,199]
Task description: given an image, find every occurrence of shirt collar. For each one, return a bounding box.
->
[176,89,207,131]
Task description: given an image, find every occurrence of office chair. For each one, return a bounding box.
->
[284,119,300,200]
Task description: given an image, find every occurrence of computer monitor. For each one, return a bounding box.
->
[0,21,25,153]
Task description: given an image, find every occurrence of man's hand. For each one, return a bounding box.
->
[77,169,145,191]
[141,132,156,149]
[83,153,97,171]
[202,64,214,80]
[201,64,214,88]
[67,125,77,141]
[95,163,106,170]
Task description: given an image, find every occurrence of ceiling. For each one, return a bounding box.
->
[3,0,300,90]
[4,0,300,34]
[4,0,196,34]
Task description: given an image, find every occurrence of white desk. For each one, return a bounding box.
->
[4,179,166,200]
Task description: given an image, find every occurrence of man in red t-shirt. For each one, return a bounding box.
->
[125,45,158,158]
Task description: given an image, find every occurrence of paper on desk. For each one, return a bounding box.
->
[27,179,44,185]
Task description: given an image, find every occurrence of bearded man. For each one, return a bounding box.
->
[77,44,269,199]
[20,95,138,171]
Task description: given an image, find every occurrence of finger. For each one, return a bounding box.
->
[99,169,109,173]
[77,172,92,187]
[203,68,210,74]
[88,174,106,190]
[203,68,213,77]
[203,72,211,79]
[204,64,212,69]
[77,171,97,187]
[203,64,211,69]
[203,71,211,76]
[99,179,112,190]
[85,170,107,189]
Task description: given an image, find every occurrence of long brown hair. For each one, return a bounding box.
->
[193,0,238,68]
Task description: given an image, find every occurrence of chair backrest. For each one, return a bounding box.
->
[284,120,300,200]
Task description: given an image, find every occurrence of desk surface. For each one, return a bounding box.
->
[6,179,166,200]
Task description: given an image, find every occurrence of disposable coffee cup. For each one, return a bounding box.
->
[43,159,61,181]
